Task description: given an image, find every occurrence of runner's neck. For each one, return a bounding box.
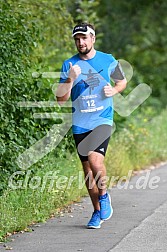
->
[79,49,96,61]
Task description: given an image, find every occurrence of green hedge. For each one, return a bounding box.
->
[0,0,76,194]
[0,1,39,192]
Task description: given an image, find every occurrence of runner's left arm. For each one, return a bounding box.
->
[104,62,127,97]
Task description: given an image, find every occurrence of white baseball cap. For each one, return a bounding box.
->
[72,24,95,37]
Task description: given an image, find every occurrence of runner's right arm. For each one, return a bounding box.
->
[56,62,81,105]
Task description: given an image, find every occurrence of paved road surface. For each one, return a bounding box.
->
[1,163,167,252]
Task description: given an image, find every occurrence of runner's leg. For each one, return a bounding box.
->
[82,161,100,211]
[88,151,107,196]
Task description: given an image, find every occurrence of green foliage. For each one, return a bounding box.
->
[0,0,75,194]
[0,1,40,192]
[1,0,167,239]
[18,0,75,67]
[68,0,100,24]
[125,1,167,106]
[105,108,167,177]
[68,0,102,48]
[97,0,167,109]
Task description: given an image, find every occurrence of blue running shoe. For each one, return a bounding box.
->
[99,192,113,220]
[87,210,103,229]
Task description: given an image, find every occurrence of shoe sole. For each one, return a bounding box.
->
[100,193,113,221]
[87,220,104,229]
[87,225,101,229]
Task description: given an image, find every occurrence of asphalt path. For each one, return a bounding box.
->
[1,162,167,252]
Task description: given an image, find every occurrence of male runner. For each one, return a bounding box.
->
[56,22,127,228]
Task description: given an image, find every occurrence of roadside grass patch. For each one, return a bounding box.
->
[1,109,167,241]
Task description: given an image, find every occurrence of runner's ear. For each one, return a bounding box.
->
[92,36,96,43]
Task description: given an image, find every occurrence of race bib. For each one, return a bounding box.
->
[79,94,104,113]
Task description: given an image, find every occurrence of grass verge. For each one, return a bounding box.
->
[0,109,167,241]
[105,108,167,178]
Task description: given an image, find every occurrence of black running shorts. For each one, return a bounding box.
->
[73,125,112,162]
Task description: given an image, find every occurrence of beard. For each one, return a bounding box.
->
[78,46,92,55]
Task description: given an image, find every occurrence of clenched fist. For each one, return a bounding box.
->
[104,83,118,97]
[68,62,81,81]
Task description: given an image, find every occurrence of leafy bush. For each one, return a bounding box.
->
[0,0,74,194]
[0,1,40,192]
